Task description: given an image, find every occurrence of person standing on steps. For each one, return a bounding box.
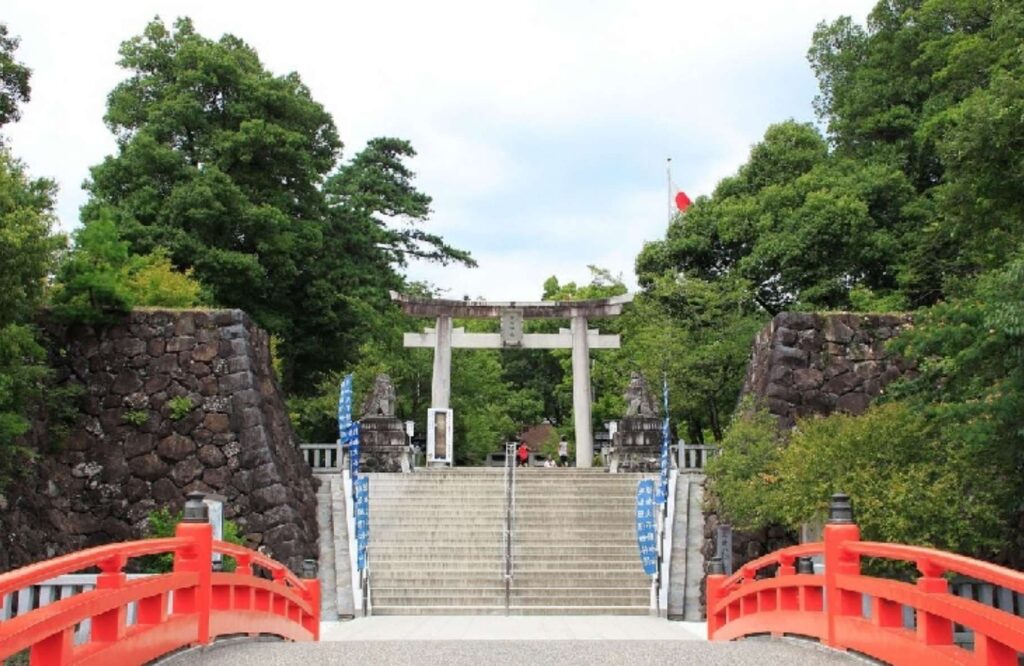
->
[517,441,530,467]
[558,437,569,467]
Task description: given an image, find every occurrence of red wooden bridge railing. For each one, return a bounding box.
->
[0,492,319,666]
[706,493,1024,665]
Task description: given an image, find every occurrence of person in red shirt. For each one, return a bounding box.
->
[516,442,530,467]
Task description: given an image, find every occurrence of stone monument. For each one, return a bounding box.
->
[610,372,663,472]
[358,374,410,473]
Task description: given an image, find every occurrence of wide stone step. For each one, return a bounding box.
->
[370,575,647,587]
[367,529,636,540]
[370,605,651,616]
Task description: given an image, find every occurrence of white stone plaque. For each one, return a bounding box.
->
[426,408,454,465]
[203,494,226,564]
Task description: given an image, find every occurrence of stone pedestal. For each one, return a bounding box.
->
[358,417,409,473]
[611,417,662,472]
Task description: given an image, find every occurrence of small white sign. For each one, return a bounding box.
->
[426,408,454,465]
[203,495,226,563]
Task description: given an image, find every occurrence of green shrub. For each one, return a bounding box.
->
[167,396,193,420]
[704,403,785,529]
[707,401,1011,557]
[138,507,244,574]
[776,403,1008,556]
[122,248,204,308]
[122,409,148,426]
[51,218,134,324]
[52,216,206,325]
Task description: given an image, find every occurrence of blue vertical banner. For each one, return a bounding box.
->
[656,374,671,504]
[345,422,361,481]
[337,374,354,435]
[354,476,369,571]
[635,479,658,575]
[338,374,360,481]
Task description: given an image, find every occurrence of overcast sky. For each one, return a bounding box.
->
[5,0,876,300]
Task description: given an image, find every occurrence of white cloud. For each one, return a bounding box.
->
[3,0,877,297]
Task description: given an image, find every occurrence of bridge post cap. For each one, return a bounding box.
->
[302,559,318,579]
[796,557,815,574]
[708,557,725,575]
[828,493,855,524]
[182,491,209,523]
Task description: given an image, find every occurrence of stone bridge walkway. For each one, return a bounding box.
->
[163,617,863,665]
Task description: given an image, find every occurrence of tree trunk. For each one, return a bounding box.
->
[708,396,723,442]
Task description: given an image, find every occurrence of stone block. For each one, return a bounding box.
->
[174,315,196,336]
[823,371,859,396]
[114,338,146,357]
[835,392,871,415]
[128,453,169,482]
[776,312,818,331]
[219,322,246,339]
[151,477,179,503]
[218,371,253,395]
[227,355,252,373]
[153,354,178,374]
[123,430,155,456]
[157,434,195,461]
[166,336,196,353]
[776,327,797,346]
[792,368,824,391]
[203,412,230,433]
[192,342,219,362]
[765,383,800,404]
[769,345,808,368]
[202,467,230,489]
[197,444,227,468]
[171,458,205,487]
[252,483,289,511]
[112,370,143,395]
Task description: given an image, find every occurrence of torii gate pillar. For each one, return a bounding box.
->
[570,315,593,467]
[431,315,452,410]
[393,292,633,468]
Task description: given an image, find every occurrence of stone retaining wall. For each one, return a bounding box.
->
[0,309,318,573]
[701,312,914,613]
[739,312,913,428]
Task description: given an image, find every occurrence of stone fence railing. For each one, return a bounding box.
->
[679,444,719,471]
[300,443,342,473]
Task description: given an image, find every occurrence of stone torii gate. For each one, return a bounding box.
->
[391,291,633,467]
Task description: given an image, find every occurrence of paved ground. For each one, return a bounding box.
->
[162,617,862,665]
[320,615,708,640]
[167,639,861,665]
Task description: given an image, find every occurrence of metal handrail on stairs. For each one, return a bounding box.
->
[503,441,517,613]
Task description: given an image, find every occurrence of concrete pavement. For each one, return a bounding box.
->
[161,617,863,665]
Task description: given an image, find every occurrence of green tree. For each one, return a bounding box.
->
[0,29,66,487]
[85,17,471,393]
[53,215,206,323]
[0,23,31,130]
[809,0,1024,302]
[636,121,912,314]
[621,276,763,442]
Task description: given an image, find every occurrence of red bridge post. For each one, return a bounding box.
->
[823,493,861,648]
[705,558,726,639]
[174,492,214,646]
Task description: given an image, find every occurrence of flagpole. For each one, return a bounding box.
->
[666,157,673,227]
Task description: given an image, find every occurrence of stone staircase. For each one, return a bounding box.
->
[368,469,506,615]
[365,468,653,615]
[667,472,705,620]
[513,469,651,615]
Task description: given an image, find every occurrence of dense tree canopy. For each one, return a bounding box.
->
[697,0,1024,563]
[0,24,66,487]
[0,24,30,130]
[84,18,472,392]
